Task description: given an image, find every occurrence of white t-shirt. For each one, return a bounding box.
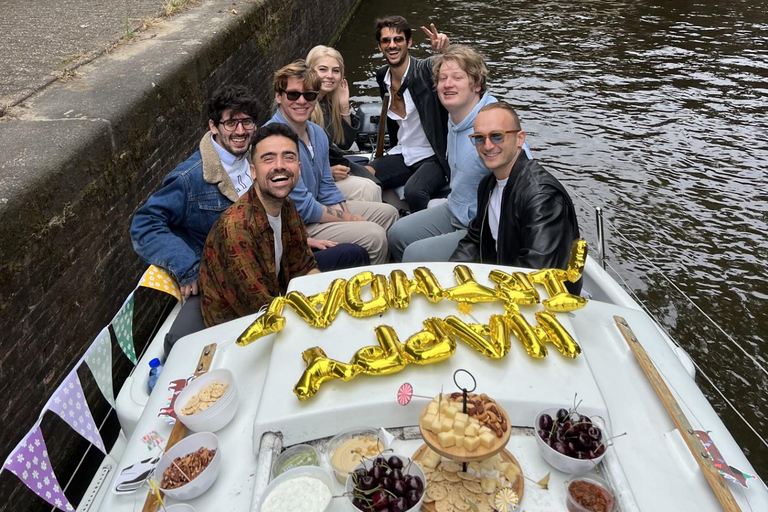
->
[211,135,252,197]
[383,62,434,166]
[489,178,508,248]
[267,213,283,275]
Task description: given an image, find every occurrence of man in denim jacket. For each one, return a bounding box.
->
[131,86,368,354]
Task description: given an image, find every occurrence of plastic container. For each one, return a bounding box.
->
[174,369,238,432]
[272,444,320,478]
[534,408,607,474]
[258,466,333,512]
[565,474,617,512]
[345,454,425,512]
[147,358,164,393]
[326,426,388,483]
[156,432,221,500]
[164,505,196,512]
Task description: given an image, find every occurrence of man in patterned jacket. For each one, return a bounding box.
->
[199,123,321,327]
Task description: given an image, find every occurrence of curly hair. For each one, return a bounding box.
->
[206,85,259,125]
[374,15,412,42]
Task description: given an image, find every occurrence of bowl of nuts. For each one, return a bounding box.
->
[157,432,221,500]
[174,369,238,432]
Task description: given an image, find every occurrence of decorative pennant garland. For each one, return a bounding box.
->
[112,294,137,364]
[46,370,106,453]
[139,265,181,302]
[2,427,74,511]
[84,327,115,407]
[695,430,757,488]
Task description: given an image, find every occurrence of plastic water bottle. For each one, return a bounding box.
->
[147,358,164,394]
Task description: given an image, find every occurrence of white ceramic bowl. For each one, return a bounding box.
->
[326,426,389,483]
[534,407,607,474]
[174,369,238,432]
[345,454,425,512]
[157,432,221,500]
[164,505,196,512]
[258,466,333,512]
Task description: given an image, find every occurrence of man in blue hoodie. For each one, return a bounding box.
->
[387,45,531,262]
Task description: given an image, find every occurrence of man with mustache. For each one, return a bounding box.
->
[199,123,322,327]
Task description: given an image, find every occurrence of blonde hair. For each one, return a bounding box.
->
[272,60,321,95]
[432,45,488,94]
[306,45,346,145]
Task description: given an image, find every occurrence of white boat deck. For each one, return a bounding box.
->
[90,262,766,512]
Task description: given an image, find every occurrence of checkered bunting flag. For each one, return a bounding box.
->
[84,327,115,407]
[139,265,181,302]
[112,294,137,364]
[3,427,74,511]
[46,369,106,453]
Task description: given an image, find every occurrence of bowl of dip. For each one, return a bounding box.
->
[259,466,334,512]
[565,474,617,512]
[326,426,388,483]
[272,444,320,478]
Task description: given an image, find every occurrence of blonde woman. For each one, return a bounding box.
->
[307,45,381,200]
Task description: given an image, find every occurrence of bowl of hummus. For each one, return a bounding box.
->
[259,466,333,512]
[326,427,388,483]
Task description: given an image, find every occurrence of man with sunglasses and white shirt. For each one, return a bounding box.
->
[266,60,399,265]
[450,102,582,293]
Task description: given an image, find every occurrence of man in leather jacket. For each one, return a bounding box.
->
[370,16,451,213]
[450,102,582,294]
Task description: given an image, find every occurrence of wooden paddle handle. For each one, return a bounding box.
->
[374,94,389,159]
[614,316,741,512]
[141,343,217,512]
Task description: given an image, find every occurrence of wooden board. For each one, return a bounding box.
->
[412,444,524,512]
[418,402,511,463]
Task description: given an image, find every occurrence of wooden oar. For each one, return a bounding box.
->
[374,94,389,159]
[614,316,741,512]
[141,343,217,512]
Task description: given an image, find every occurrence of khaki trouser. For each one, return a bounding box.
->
[334,175,382,202]
[306,201,399,264]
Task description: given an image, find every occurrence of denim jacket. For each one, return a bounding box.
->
[130,133,239,286]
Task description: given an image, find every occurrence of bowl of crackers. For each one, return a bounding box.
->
[174,369,238,432]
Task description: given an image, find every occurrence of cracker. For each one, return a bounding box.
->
[462,480,483,493]
[443,471,462,483]
[441,461,462,473]
[457,471,476,481]
[426,482,448,501]
[434,499,456,512]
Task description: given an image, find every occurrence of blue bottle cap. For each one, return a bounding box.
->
[149,358,162,368]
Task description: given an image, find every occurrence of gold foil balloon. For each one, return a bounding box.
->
[319,278,347,326]
[293,347,359,401]
[566,239,588,284]
[413,267,445,303]
[528,268,587,313]
[403,317,456,364]
[444,265,499,303]
[236,297,287,346]
[489,270,540,306]
[504,304,547,358]
[351,325,407,374]
[388,269,412,309]
[344,271,391,318]
[444,315,510,358]
[285,278,347,328]
[535,310,581,358]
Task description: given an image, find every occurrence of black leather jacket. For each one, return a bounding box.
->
[376,56,450,180]
[450,153,582,293]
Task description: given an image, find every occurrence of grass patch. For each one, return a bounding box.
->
[61,52,87,65]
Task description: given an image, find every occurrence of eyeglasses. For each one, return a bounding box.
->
[468,130,520,146]
[280,90,319,102]
[219,117,255,132]
[379,36,406,45]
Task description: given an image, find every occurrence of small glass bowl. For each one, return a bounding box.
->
[272,444,320,478]
[326,426,388,483]
[564,474,617,512]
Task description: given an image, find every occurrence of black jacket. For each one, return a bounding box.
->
[450,153,582,294]
[376,56,450,179]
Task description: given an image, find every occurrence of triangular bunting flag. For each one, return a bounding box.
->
[84,328,115,407]
[112,295,137,364]
[3,427,75,511]
[139,265,181,302]
[46,370,106,453]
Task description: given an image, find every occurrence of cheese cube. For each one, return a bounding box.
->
[479,425,492,435]
[464,435,480,451]
[439,399,450,412]
[423,413,436,432]
[427,403,439,415]
[430,415,442,433]
[479,431,496,448]
[469,417,480,425]
[454,434,465,449]
[438,431,456,448]
[453,420,467,435]
[422,448,441,469]
[454,412,469,423]
[445,404,459,419]
[464,423,479,437]
[440,417,453,432]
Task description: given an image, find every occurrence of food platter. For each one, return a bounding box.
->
[412,444,524,512]
[418,399,512,463]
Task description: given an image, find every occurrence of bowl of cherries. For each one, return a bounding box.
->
[535,407,608,474]
[345,453,426,512]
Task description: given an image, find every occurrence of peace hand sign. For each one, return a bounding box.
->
[420,23,450,52]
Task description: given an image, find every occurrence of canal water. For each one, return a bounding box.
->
[336,0,768,475]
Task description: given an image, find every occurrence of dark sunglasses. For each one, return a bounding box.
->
[468,130,520,146]
[219,117,255,132]
[379,36,406,45]
[280,90,319,101]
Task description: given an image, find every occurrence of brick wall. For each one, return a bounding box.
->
[0,0,361,509]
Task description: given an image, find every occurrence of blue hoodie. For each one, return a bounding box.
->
[446,93,532,227]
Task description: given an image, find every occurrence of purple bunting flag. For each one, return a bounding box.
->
[3,427,74,511]
[47,370,106,453]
